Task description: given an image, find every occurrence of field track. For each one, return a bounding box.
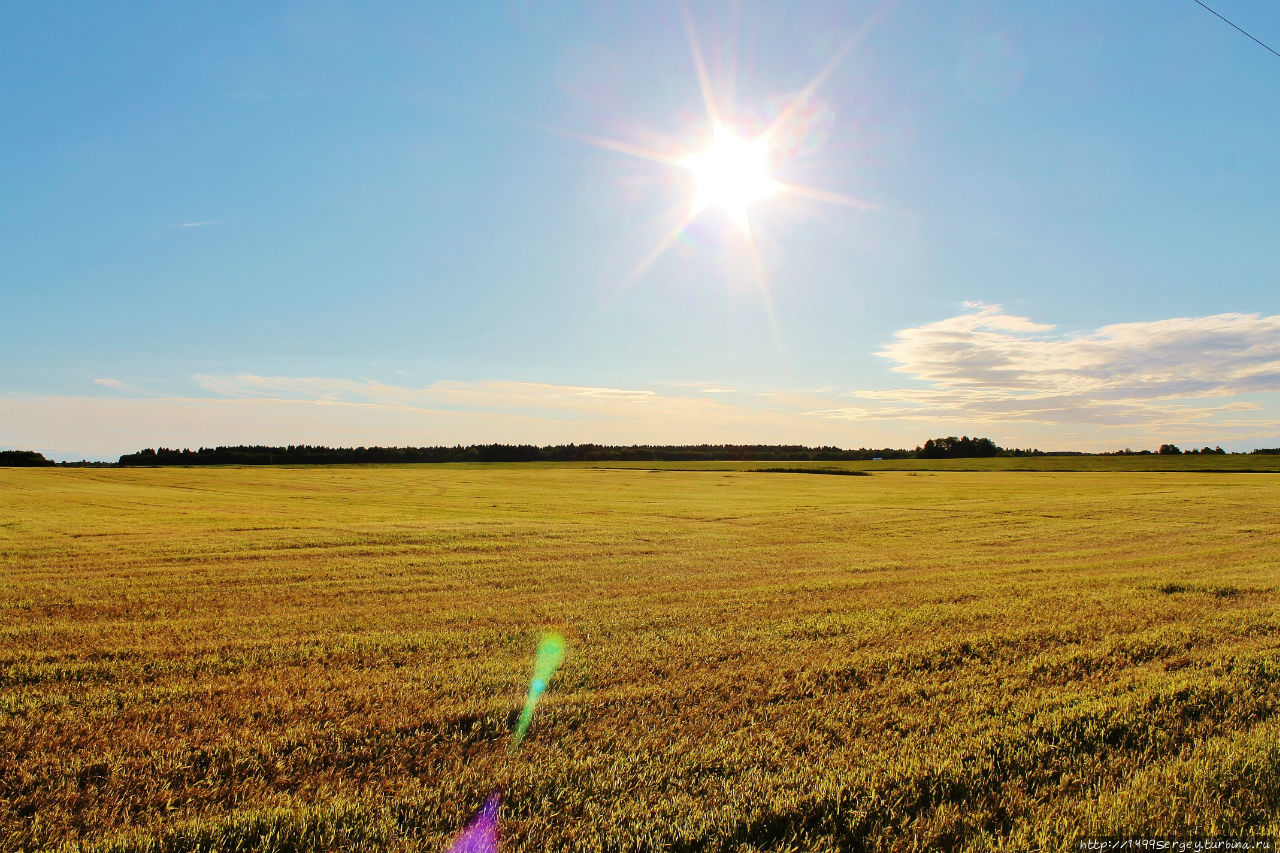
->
[2,464,1277,851]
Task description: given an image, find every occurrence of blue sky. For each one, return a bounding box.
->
[3,1,1279,459]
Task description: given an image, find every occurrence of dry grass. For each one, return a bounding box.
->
[1,465,1277,851]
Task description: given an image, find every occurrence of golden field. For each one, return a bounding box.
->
[1,464,1277,851]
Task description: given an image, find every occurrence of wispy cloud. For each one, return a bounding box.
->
[821,305,1280,442]
[1,383,867,458]
[194,374,401,402]
[878,304,1280,396]
[193,375,661,410]
[92,377,148,394]
[178,220,222,229]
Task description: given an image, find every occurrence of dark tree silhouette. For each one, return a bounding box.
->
[914,436,1001,459]
[0,450,55,466]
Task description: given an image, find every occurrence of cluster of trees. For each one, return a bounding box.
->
[914,436,1003,459]
[0,450,54,466]
[1104,446,1227,456]
[1158,445,1227,455]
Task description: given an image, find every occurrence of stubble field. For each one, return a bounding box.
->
[1,464,1277,852]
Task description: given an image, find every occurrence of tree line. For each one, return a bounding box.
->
[6,440,1273,467]
[114,437,1039,466]
[118,443,915,465]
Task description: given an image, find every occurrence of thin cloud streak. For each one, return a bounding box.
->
[0,391,875,459]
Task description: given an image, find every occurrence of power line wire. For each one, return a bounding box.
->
[1192,0,1280,59]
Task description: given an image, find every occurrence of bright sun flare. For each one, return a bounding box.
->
[562,6,884,308]
[685,128,777,214]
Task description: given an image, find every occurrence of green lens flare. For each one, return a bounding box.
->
[511,632,565,748]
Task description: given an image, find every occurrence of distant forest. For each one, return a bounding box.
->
[116,436,1015,465]
[110,438,1011,466]
[3,440,1267,467]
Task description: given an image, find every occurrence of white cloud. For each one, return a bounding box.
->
[877,305,1280,397]
[835,305,1280,441]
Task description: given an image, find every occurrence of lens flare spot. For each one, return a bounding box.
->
[446,790,500,853]
[511,632,566,748]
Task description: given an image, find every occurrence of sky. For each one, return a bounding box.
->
[2,1,1279,460]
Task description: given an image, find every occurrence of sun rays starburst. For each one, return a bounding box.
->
[555,3,894,329]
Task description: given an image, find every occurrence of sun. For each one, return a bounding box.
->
[554,5,887,308]
[684,127,777,216]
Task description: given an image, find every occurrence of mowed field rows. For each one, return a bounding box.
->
[1,465,1277,852]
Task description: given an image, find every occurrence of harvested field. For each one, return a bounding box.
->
[1,465,1277,851]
